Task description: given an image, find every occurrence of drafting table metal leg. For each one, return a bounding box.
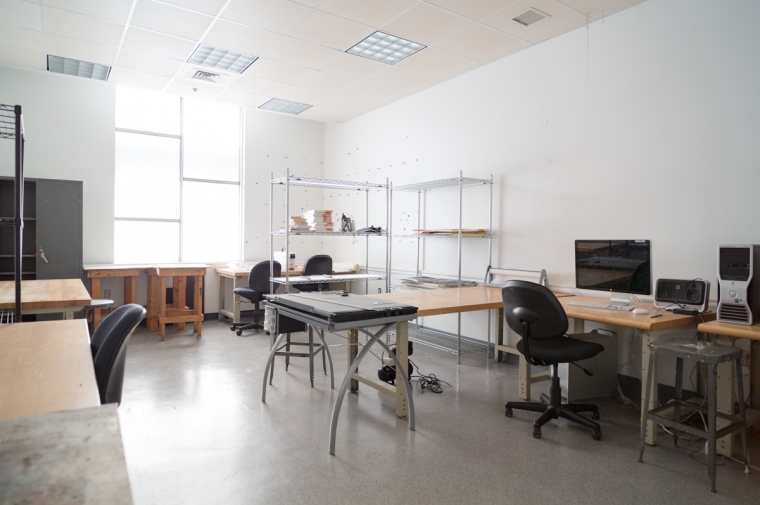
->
[715,335,736,456]
[262,332,289,402]
[394,321,409,418]
[348,328,359,393]
[315,329,334,389]
[641,330,659,446]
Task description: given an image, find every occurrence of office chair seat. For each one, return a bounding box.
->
[516,335,603,364]
[232,287,263,303]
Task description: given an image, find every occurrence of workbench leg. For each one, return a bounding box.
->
[348,329,359,393]
[159,277,167,340]
[395,321,409,418]
[64,310,75,320]
[233,275,245,324]
[125,276,136,334]
[751,341,760,437]
[716,335,736,457]
[90,277,101,329]
[174,276,186,331]
[519,356,531,401]
[218,275,226,322]
[147,274,158,332]
[193,275,202,337]
[493,308,503,362]
[641,331,659,446]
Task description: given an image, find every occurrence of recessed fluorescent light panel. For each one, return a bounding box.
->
[513,9,549,26]
[187,44,258,74]
[259,98,312,115]
[346,31,425,65]
[47,55,110,80]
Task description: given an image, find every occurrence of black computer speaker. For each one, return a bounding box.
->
[655,278,710,311]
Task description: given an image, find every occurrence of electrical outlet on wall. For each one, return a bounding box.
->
[104,289,111,298]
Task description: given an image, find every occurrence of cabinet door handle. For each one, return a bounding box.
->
[40,249,49,264]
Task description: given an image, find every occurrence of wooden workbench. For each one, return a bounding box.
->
[0,279,91,319]
[146,264,209,340]
[0,319,99,420]
[83,264,143,329]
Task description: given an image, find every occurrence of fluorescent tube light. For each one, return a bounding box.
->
[259,98,312,115]
[346,31,425,65]
[187,44,258,74]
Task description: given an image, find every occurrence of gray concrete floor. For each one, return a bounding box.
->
[120,320,760,505]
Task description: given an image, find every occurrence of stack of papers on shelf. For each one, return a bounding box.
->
[415,229,487,236]
[289,216,310,232]
[303,210,333,232]
[401,276,478,289]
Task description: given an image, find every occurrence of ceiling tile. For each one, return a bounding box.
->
[527,15,588,44]
[222,0,312,35]
[439,59,482,80]
[215,88,271,108]
[588,0,648,19]
[46,33,117,66]
[483,0,581,39]
[388,77,443,100]
[290,10,374,51]
[340,81,398,102]
[230,74,285,96]
[380,3,471,46]
[122,27,196,61]
[166,79,220,99]
[243,57,311,84]
[108,67,172,90]
[203,20,282,57]
[395,47,472,77]
[266,37,342,69]
[426,0,517,21]
[0,24,43,52]
[130,0,214,41]
[477,40,531,63]
[318,94,373,113]
[0,0,42,30]
[365,65,431,90]
[160,0,228,15]
[0,44,44,69]
[44,0,133,23]
[44,7,125,46]
[558,0,615,14]
[115,49,183,77]
[434,23,520,60]
[298,105,355,123]
[295,70,359,93]
[318,0,416,28]
[275,84,334,105]
[316,51,386,80]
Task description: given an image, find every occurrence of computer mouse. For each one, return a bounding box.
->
[632,308,650,315]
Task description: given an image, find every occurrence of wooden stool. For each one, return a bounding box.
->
[145,265,207,341]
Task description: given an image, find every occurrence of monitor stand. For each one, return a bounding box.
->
[610,292,632,305]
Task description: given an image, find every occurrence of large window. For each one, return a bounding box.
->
[114,87,242,263]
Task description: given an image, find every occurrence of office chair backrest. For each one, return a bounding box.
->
[300,255,333,292]
[502,280,568,339]
[90,304,146,405]
[249,261,281,293]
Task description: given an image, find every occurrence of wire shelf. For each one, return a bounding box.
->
[272,230,386,237]
[270,273,385,285]
[392,233,492,239]
[271,176,386,190]
[393,177,489,192]
[0,104,24,140]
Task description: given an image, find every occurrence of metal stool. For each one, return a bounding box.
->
[638,338,749,492]
[85,299,114,332]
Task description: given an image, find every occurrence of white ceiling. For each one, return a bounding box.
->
[0,0,647,123]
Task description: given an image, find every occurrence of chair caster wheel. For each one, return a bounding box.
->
[591,411,600,420]
[533,427,541,439]
[236,329,243,336]
[229,325,236,331]
[505,407,513,417]
[265,331,270,336]
[592,431,602,441]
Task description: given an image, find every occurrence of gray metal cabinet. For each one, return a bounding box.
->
[35,179,83,280]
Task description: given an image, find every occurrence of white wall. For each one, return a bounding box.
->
[322,0,760,386]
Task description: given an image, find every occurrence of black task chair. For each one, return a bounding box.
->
[231,261,280,336]
[502,280,604,440]
[90,304,146,405]
[296,254,332,292]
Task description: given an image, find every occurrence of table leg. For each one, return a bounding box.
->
[159,277,167,341]
[147,274,158,332]
[64,310,75,320]
[395,321,409,418]
[751,341,760,437]
[641,330,659,446]
[174,276,186,331]
[90,277,101,329]
[233,275,245,324]
[218,275,226,322]
[125,276,137,334]
[193,275,202,337]
[348,329,358,393]
[715,335,735,456]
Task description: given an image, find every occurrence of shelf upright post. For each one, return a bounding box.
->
[387,180,392,293]
[416,190,421,277]
[487,174,493,358]
[284,168,290,293]
[269,172,274,295]
[457,171,463,363]
[14,105,23,321]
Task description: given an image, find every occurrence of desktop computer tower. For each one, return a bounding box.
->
[717,245,760,325]
[558,330,618,403]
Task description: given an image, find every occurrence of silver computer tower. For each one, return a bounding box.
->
[717,244,760,325]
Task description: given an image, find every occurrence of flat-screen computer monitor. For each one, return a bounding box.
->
[575,240,652,304]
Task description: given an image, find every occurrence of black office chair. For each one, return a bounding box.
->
[231,261,280,336]
[296,254,332,292]
[90,304,146,405]
[502,280,604,440]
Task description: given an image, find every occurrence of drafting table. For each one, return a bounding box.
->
[261,292,418,455]
[0,279,91,320]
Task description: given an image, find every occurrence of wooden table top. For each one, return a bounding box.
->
[215,266,357,277]
[146,264,210,276]
[370,286,572,317]
[560,295,716,331]
[0,320,100,420]
[0,279,91,310]
[83,264,144,277]
[0,404,133,505]
[698,320,760,341]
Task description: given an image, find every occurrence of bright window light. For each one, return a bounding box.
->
[183,99,240,182]
[115,221,179,264]
[116,87,180,135]
[187,43,258,73]
[182,181,240,262]
[48,55,110,80]
[259,98,312,115]
[346,31,425,65]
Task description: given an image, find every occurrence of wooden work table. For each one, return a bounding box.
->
[0,279,91,319]
[84,264,143,329]
[0,319,100,420]
[146,264,209,340]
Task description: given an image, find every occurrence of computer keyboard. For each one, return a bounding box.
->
[566,301,635,311]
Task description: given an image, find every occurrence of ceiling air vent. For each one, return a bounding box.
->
[187,43,258,74]
[48,55,110,80]
[513,9,549,27]
[188,69,227,84]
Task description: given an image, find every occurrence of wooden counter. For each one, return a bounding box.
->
[0,279,91,318]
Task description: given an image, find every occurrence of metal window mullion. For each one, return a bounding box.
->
[179,97,184,262]
[182,177,240,185]
[115,127,181,139]
[114,217,181,223]
[237,107,244,262]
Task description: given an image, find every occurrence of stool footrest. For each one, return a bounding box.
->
[647,404,746,441]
